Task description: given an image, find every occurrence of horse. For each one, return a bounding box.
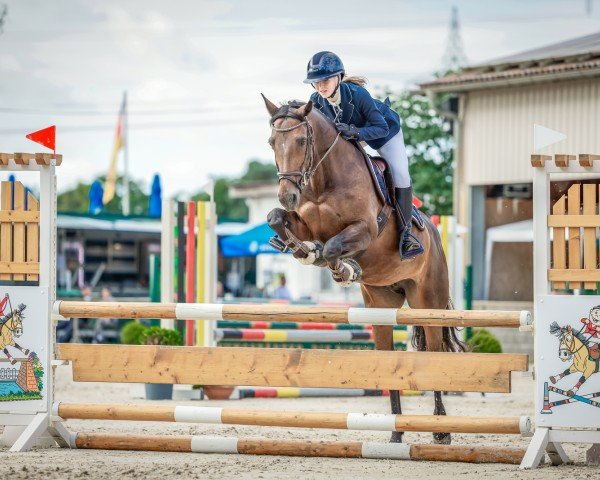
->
[549,322,599,396]
[0,303,30,365]
[262,96,465,445]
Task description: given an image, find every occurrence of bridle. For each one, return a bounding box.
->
[270,110,340,193]
[559,328,588,359]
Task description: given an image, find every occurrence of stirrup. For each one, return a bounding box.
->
[401,232,424,260]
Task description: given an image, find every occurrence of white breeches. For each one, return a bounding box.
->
[376,129,411,188]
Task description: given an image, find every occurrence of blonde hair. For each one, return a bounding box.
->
[342,75,368,87]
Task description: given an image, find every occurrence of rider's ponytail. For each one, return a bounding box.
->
[342,75,368,87]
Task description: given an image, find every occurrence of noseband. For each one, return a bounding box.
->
[270,111,340,192]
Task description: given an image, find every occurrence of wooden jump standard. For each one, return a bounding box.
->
[54,301,532,329]
[54,403,532,435]
[68,434,526,464]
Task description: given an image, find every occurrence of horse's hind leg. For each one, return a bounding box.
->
[361,284,406,443]
[407,292,458,445]
[423,326,452,445]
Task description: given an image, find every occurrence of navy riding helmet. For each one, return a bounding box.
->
[304,51,345,84]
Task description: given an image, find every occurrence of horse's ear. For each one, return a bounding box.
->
[296,100,313,118]
[261,94,279,117]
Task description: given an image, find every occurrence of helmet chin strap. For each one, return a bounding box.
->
[327,75,341,99]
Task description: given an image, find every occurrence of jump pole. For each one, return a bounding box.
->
[54,301,532,329]
[67,433,526,464]
[54,403,532,435]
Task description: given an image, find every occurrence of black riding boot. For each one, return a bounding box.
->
[394,187,424,260]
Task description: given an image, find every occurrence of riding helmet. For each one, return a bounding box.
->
[304,51,345,84]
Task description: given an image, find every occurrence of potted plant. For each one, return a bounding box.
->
[202,384,235,400]
[140,326,183,400]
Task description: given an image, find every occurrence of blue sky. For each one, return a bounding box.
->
[0,0,599,198]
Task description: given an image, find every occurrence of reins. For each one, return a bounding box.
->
[270,110,340,192]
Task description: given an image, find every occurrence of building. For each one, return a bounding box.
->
[420,32,600,304]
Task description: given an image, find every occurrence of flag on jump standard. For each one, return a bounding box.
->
[103,97,125,205]
[26,125,56,154]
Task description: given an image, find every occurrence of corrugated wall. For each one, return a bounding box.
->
[462,77,600,185]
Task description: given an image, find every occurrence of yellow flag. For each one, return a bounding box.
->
[103,98,125,205]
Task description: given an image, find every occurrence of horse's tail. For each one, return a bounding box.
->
[411,298,467,353]
[410,216,467,353]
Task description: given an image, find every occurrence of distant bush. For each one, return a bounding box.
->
[120,321,148,345]
[467,328,502,354]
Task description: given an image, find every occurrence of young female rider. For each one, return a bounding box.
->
[304,51,423,260]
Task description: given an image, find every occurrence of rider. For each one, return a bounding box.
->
[304,51,423,260]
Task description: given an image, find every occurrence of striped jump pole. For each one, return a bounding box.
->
[54,403,532,435]
[547,385,600,409]
[216,320,407,330]
[235,387,395,399]
[215,329,408,343]
[67,433,527,464]
[54,301,532,329]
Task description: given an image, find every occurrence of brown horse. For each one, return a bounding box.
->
[262,96,465,445]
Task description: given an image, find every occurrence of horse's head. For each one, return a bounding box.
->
[8,309,24,338]
[262,95,315,211]
[558,325,575,361]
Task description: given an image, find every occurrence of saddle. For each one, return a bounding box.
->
[351,141,425,233]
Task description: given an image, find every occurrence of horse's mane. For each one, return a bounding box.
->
[269,100,335,128]
[552,321,589,345]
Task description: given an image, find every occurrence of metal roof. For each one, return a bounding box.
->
[474,32,600,68]
[420,32,600,92]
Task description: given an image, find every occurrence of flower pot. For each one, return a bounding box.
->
[145,383,173,400]
[203,385,234,400]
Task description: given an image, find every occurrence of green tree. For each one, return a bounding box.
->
[192,159,277,222]
[381,90,454,215]
[58,177,150,216]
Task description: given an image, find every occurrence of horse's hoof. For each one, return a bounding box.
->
[23,349,30,355]
[549,376,557,384]
[433,432,452,445]
[567,390,576,397]
[10,360,16,365]
[389,431,404,443]
[332,259,362,287]
[297,241,323,265]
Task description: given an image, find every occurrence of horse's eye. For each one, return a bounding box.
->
[297,137,307,147]
[268,138,274,149]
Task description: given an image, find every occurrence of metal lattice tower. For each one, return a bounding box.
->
[441,6,468,72]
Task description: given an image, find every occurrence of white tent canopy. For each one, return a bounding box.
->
[485,220,533,299]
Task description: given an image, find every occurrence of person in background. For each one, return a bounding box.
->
[273,274,292,300]
[93,287,116,343]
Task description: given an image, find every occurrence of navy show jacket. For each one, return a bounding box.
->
[310,82,401,150]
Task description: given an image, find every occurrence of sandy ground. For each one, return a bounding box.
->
[0,367,596,480]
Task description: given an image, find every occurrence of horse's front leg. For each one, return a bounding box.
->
[3,347,17,365]
[267,208,325,265]
[550,366,576,384]
[323,221,373,286]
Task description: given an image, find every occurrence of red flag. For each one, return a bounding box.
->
[26,125,56,152]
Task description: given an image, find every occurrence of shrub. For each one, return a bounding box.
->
[467,328,502,354]
[120,321,148,345]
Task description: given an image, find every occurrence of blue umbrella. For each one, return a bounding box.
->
[88,180,104,215]
[149,174,162,218]
[220,222,283,257]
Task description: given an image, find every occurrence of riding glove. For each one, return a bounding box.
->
[335,123,360,140]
